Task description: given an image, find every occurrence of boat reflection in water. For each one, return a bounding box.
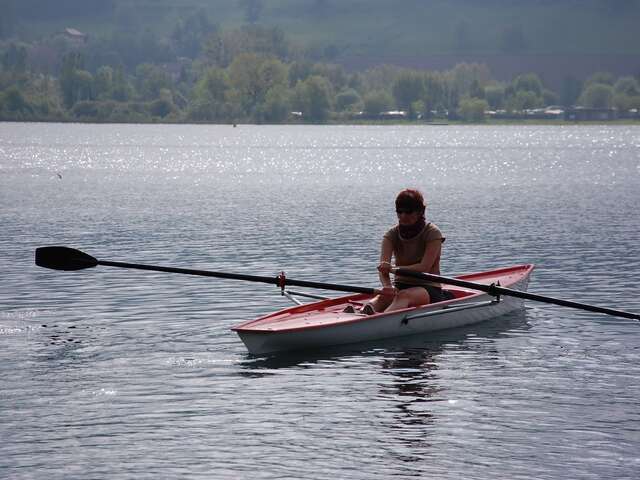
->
[378,310,530,459]
[238,309,530,461]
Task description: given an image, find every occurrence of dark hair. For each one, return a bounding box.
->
[395,189,426,218]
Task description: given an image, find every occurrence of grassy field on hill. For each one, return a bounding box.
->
[9,0,640,57]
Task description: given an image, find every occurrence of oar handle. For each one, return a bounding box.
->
[394,268,640,321]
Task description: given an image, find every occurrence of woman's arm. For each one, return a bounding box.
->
[399,240,441,273]
[377,237,394,287]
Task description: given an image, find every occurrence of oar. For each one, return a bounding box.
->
[35,246,378,295]
[394,268,640,321]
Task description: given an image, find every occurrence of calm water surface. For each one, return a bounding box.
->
[1,123,639,479]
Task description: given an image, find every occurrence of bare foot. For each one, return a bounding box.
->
[361,304,376,315]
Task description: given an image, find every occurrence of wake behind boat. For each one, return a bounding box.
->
[232,264,534,355]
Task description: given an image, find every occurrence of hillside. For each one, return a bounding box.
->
[4,0,639,88]
[2,0,639,124]
[5,0,640,56]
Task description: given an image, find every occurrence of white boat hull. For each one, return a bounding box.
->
[234,270,531,355]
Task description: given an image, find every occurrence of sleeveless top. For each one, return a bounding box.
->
[383,222,445,287]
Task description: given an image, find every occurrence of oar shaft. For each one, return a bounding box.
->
[503,288,640,320]
[395,268,640,321]
[98,260,376,295]
[98,260,278,284]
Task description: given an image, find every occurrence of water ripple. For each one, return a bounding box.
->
[1,123,639,479]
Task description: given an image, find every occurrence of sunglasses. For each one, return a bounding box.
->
[396,208,417,215]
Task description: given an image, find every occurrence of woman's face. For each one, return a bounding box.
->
[396,208,420,226]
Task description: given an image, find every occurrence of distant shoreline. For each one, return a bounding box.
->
[2,119,639,126]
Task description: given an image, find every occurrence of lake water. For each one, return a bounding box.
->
[1,123,639,479]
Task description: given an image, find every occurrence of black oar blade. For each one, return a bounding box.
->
[35,246,98,271]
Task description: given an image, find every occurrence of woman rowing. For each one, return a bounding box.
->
[347,189,448,314]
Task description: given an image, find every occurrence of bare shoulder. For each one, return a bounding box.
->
[424,223,445,242]
[383,225,399,241]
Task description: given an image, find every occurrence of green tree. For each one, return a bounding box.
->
[614,76,640,96]
[612,76,640,111]
[59,69,94,108]
[135,64,172,101]
[59,52,95,108]
[442,82,460,112]
[363,90,393,116]
[1,86,32,113]
[392,71,424,111]
[585,72,614,87]
[335,88,361,112]
[361,65,399,93]
[149,98,175,118]
[449,63,491,98]
[59,52,85,108]
[613,92,640,112]
[228,53,287,117]
[288,61,313,87]
[203,33,233,68]
[74,70,95,102]
[72,101,99,119]
[188,67,231,121]
[111,65,133,101]
[204,25,289,68]
[228,53,262,110]
[410,100,426,119]
[578,83,614,108]
[458,97,488,122]
[258,58,288,92]
[513,73,543,96]
[310,63,347,91]
[505,73,545,110]
[292,75,332,122]
[94,66,113,99]
[259,84,290,122]
[196,68,229,103]
[422,72,446,115]
[507,90,542,111]
[484,85,505,109]
[347,72,363,91]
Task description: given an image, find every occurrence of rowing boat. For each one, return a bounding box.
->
[232,264,534,355]
[34,248,640,351]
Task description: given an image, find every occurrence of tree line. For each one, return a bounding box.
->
[1,20,639,123]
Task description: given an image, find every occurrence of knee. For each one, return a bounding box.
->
[396,290,414,303]
[397,290,410,300]
[401,288,430,305]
